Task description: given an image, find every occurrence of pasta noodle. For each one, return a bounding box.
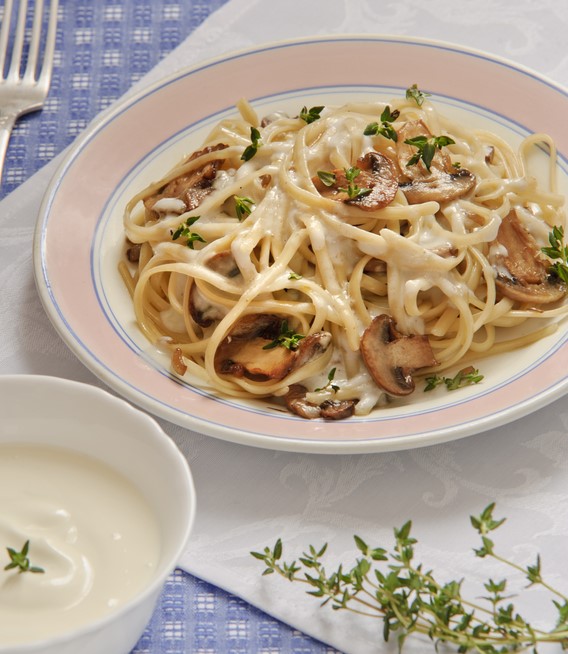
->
[121,89,567,419]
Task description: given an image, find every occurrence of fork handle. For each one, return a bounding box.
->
[0,111,17,188]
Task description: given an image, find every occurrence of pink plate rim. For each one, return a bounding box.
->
[33,35,568,453]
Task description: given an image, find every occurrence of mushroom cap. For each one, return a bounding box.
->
[284,384,357,420]
[395,120,475,205]
[144,143,228,219]
[399,168,476,205]
[214,315,332,382]
[313,151,398,211]
[493,211,566,305]
[360,314,438,396]
[189,252,241,328]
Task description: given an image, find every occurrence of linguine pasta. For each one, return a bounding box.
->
[121,90,567,419]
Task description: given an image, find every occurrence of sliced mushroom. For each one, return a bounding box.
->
[313,151,398,211]
[189,284,226,328]
[363,258,387,274]
[284,384,322,419]
[144,143,228,220]
[399,168,476,205]
[189,252,241,328]
[260,111,289,127]
[396,120,475,205]
[125,240,141,263]
[206,251,240,278]
[171,347,187,376]
[492,211,566,304]
[284,384,357,420]
[360,314,438,396]
[214,315,331,382]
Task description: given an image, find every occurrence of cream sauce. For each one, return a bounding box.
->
[0,444,161,645]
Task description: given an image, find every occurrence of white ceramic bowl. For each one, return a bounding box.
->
[0,375,196,654]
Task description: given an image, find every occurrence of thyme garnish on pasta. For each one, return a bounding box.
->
[406,83,431,106]
[241,126,262,161]
[542,226,568,284]
[363,105,400,141]
[171,216,205,249]
[300,105,324,124]
[404,134,456,171]
[424,366,484,392]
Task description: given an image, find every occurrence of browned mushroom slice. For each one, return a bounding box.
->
[189,284,226,328]
[360,314,438,396]
[396,120,475,205]
[206,251,240,278]
[363,258,387,274]
[284,384,356,420]
[399,168,475,205]
[144,143,228,219]
[214,315,331,382]
[125,240,141,263]
[284,384,325,419]
[493,212,566,304]
[171,347,187,376]
[313,151,398,211]
[189,252,241,327]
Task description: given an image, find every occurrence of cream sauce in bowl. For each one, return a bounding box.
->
[0,444,161,646]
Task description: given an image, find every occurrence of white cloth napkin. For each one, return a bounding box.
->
[2,1,568,652]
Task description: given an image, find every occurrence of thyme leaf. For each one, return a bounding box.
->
[252,504,568,652]
[317,167,371,200]
[234,196,255,221]
[338,167,371,200]
[262,320,305,351]
[241,126,262,161]
[314,367,340,393]
[300,105,325,124]
[404,134,456,171]
[4,540,44,574]
[424,366,484,392]
[171,216,206,249]
[541,225,568,284]
[406,84,431,107]
[363,105,400,142]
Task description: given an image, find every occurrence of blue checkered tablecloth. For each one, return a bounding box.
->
[0,1,341,651]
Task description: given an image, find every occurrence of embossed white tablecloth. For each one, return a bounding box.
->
[2,1,568,652]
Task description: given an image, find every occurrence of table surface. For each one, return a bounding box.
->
[0,0,338,651]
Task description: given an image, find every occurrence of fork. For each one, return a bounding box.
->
[0,0,58,183]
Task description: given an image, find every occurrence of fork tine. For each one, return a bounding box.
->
[0,0,14,75]
[23,0,43,83]
[37,0,57,89]
[7,0,28,81]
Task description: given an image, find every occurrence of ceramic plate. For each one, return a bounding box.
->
[34,36,568,453]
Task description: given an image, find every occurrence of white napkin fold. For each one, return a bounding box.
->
[2,1,568,652]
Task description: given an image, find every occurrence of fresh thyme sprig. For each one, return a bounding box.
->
[4,540,44,574]
[171,215,206,249]
[424,366,484,392]
[262,320,305,351]
[404,134,456,171]
[364,105,400,142]
[234,196,255,221]
[314,367,339,393]
[406,83,431,107]
[241,126,262,161]
[300,105,324,124]
[317,167,371,200]
[541,225,568,284]
[251,503,568,652]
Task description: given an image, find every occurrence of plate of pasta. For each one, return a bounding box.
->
[34,36,568,453]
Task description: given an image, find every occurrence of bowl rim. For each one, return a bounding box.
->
[0,374,196,652]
